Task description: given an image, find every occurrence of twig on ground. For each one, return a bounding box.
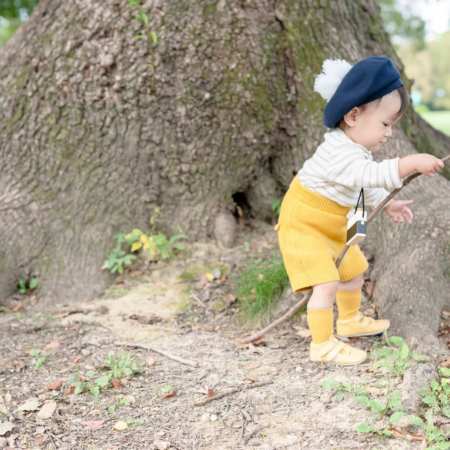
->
[115,341,199,368]
[244,425,266,445]
[240,292,310,344]
[191,292,208,309]
[194,381,273,406]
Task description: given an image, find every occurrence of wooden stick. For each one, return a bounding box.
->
[244,425,266,445]
[116,342,199,368]
[240,291,311,344]
[241,154,450,343]
[193,381,273,406]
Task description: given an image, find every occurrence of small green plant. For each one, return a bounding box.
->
[271,198,282,218]
[102,233,137,274]
[103,227,187,274]
[321,378,404,418]
[128,0,158,45]
[124,228,186,262]
[104,352,141,379]
[30,349,47,369]
[68,352,142,398]
[321,347,450,448]
[371,336,428,376]
[419,367,450,449]
[160,384,175,395]
[322,377,424,439]
[17,275,38,295]
[107,396,130,414]
[68,371,108,398]
[236,256,289,319]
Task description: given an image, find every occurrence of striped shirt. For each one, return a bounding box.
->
[297,128,402,207]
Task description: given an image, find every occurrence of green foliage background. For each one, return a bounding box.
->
[0,0,38,46]
[378,0,450,111]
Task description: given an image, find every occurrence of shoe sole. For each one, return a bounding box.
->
[310,357,367,366]
[336,330,387,338]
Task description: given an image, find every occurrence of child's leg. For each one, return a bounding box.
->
[336,275,364,320]
[307,281,337,343]
[336,274,390,337]
[307,281,366,365]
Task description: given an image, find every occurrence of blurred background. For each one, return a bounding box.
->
[0,0,448,135]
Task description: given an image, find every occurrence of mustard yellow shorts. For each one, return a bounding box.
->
[275,177,368,292]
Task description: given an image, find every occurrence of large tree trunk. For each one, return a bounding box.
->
[0,0,448,343]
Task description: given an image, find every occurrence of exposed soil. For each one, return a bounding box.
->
[1,220,449,450]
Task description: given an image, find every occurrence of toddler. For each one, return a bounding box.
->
[276,56,444,365]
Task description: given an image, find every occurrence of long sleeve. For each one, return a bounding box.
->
[298,129,403,208]
[365,187,390,208]
[325,147,402,191]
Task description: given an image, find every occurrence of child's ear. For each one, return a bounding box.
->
[342,107,361,127]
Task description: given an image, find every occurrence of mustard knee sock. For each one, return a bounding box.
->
[336,289,361,321]
[307,307,333,344]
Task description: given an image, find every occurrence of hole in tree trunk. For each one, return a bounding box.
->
[232,192,253,223]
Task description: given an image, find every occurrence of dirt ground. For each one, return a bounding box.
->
[1,220,449,450]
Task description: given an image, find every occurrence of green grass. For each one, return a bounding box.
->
[418,110,450,136]
[236,256,289,319]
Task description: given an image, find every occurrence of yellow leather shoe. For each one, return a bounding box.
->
[310,336,367,366]
[336,312,390,338]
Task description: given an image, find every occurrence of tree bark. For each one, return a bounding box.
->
[0,0,448,344]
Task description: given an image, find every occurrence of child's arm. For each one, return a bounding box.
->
[327,148,443,191]
[326,148,402,190]
[398,154,444,177]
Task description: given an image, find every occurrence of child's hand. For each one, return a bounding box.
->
[384,199,414,224]
[414,154,444,176]
[399,154,444,177]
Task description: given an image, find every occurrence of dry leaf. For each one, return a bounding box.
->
[251,337,266,347]
[113,420,128,431]
[37,401,57,420]
[11,303,24,312]
[224,294,237,305]
[72,356,81,364]
[64,385,75,396]
[206,387,215,398]
[162,390,176,399]
[111,379,123,389]
[44,341,60,352]
[204,272,214,282]
[147,357,156,367]
[0,422,14,436]
[295,327,311,339]
[47,379,64,391]
[82,420,105,430]
[440,356,450,368]
[153,440,170,450]
[18,397,40,412]
[128,313,162,325]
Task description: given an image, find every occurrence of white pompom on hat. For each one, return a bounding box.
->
[313,59,353,102]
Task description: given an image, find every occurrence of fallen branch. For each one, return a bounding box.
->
[115,341,199,368]
[242,155,450,343]
[193,381,272,406]
[244,425,266,445]
[240,291,311,344]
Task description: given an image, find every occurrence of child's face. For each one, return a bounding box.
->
[343,91,402,152]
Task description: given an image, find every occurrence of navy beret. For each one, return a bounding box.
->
[323,56,403,128]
